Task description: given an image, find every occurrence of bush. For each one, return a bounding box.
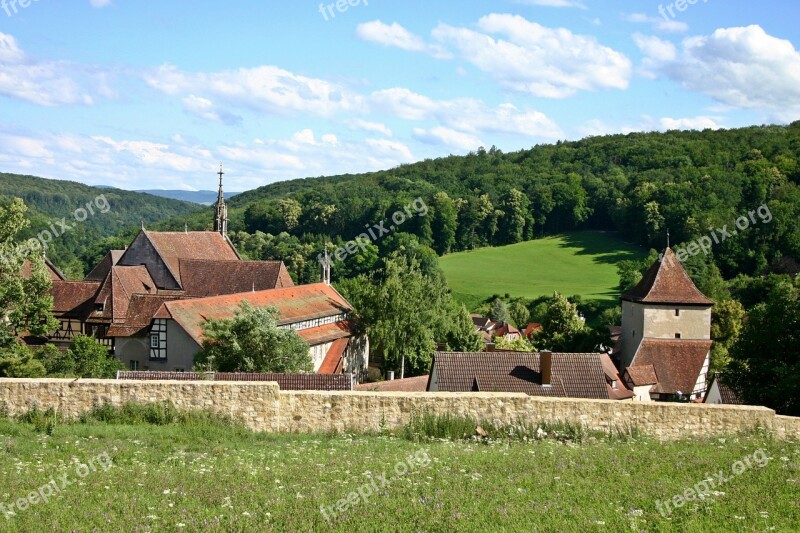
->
[0,343,47,378]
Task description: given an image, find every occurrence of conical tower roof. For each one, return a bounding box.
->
[621,248,713,306]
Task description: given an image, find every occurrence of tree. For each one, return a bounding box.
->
[509,301,530,329]
[0,198,59,350]
[538,292,587,351]
[0,343,47,378]
[444,305,484,352]
[728,279,800,416]
[710,299,745,372]
[194,303,312,373]
[498,189,530,245]
[39,335,122,378]
[337,255,458,378]
[430,192,457,255]
[488,298,510,324]
[277,199,303,231]
[495,335,536,352]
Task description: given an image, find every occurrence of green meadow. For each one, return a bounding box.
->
[0,414,798,532]
[440,232,647,309]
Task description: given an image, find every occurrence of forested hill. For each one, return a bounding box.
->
[0,173,202,278]
[163,123,800,283]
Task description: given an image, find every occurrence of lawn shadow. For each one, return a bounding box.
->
[556,231,647,266]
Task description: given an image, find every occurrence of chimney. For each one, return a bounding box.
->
[540,350,552,387]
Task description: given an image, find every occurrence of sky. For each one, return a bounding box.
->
[0,0,799,192]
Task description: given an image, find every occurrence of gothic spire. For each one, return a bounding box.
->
[213,162,229,237]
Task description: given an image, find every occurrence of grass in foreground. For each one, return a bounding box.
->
[0,408,798,532]
[440,231,646,309]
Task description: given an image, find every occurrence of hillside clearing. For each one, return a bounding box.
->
[440,232,647,309]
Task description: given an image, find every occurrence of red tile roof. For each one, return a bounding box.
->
[143,231,239,285]
[299,321,353,346]
[318,338,349,374]
[50,281,102,318]
[106,294,186,337]
[430,352,631,400]
[116,371,353,390]
[625,364,659,386]
[177,259,293,297]
[355,375,430,392]
[622,248,713,306]
[704,374,743,405]
[84,250,124,282]
[94,266,157,322]
[155,283,353,346]
[628,339,712,395]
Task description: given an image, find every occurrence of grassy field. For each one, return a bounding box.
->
[1,414,798,532]
[440,232,647,310]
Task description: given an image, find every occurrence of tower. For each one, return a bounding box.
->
[213,163,228,237]
[619,248,714,400]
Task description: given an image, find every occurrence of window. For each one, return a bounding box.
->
[675,333,681,339]
[149,319,167,360]
[675,309,681,317]
[129,360,139,371]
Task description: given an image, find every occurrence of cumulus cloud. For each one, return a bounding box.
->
[635,25,800,121]
[0,32,97,106]
[144,64,363,119]
[345,119,393,137]
[431,14,632,98]
[371,87,563,141]
[624,13,688,33]
[0,126,416,191]
[660,116,724,130]
[182,95,242,125]
[413,126,483,152]
[356,21,451,59]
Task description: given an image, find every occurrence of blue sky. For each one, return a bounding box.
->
[0,0,798,192]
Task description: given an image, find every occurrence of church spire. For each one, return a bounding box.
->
[213,162,228,237]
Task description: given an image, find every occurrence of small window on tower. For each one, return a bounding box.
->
[675,333,681,339]
[675,309,681,317]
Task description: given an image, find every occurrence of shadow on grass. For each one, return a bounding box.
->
[556,231,647,266]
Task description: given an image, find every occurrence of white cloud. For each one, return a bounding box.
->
[432,14,632,98]
[635,25,800,121]
[660,116,724,130]
[0,127,416,191]
[624,13,688,33]
[356,21,451,59]
[371,87,563,140]
[345,118,393,137]
[413,126,483,152]
[144,64,363,119]
[89,0,112,7]
[0,32,96,106]
[516,0,587,8]
[182,95,242,125]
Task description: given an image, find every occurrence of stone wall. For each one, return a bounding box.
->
[0,379,795,441]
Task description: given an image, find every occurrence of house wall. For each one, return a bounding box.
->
[117,232,179,290]
[620,300,645,367]
[116,337,149,371]
[344,335,369,383]
[1,379,798,441]
[692,353,711,399]
[116,322,199,372]
[621,301,712,368]
[632,385,653,402]
[704,380,723,405]
[643,305,711,340]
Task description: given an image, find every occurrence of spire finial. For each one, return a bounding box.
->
[667,229,670,250]
[218,162,224,189]
[141,220,145,230]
